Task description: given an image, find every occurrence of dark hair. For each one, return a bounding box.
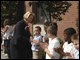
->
[49,22,58,30]
[3,19,12,27]
[47,25,57,36]
[35,26,41,31]
[64,28,76,36]
[44,21,51,26]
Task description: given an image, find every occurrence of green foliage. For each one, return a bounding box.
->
[58,38,64,59]
[58,38,63,48]
[28,1,72,21]
[1,1,24,27]
[41,49,45,59]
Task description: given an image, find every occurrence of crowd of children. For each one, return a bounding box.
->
[1,20,79,59]
[30,21,79,59]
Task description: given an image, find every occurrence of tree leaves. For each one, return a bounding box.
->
[28,1,72,21]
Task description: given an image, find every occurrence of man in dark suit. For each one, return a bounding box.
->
[10,11,36,59]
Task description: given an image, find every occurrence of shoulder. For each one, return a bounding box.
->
[53,37,59,43]
[17,20,24,25]
[16,20,26,27]
[5,25,9,30]
[63,42,68,45]
[44,34,48,38]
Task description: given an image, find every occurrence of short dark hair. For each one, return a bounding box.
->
[64,28,76,36]
[35,26,41,31]
[47,25,57,36]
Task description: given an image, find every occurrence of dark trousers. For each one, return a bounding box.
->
[7,39,11,58]
[10,43,31,59]
[4,39,9,54]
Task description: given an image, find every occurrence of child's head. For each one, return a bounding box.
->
[71,33,79,50]
[47,25,57,38]
[44,21,51,33]
[63,28,76,42]
[34,26,41,35]
[3,19,12,27]
[49,22,58,31]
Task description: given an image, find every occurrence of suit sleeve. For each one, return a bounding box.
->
[16,22,30,48]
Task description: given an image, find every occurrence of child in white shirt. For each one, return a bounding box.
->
[66,33,79,59]
[31,25,60,59]
[54,28,76,59]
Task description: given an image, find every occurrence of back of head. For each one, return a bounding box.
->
[3,19,12,27]
[49,22,58,31]
[64,28,76,36]
[47,25,57,36]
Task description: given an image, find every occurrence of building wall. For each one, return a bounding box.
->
[24,1,79,41]
[56,1,79,41]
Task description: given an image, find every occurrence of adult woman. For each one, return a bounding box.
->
[10,11,36,59]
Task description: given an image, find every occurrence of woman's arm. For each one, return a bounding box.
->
[1,26,9,34]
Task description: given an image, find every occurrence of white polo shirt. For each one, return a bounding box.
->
[63,42,79,59]
[46,37,60,59]
[63,42,75,55]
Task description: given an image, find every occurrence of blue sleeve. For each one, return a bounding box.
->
[74,51,79,59]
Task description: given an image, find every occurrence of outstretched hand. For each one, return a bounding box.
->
[29,36,40,47]
[39,42,48,50]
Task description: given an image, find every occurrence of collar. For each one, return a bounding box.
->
[36,34,41,37]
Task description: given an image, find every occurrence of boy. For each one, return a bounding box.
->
[31,26,43,59]
[43,22,50,45]
[31,25,60,59]
[54,28,76,59]
[66,33,79,59]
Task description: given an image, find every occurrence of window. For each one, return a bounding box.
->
[36,4,50,24]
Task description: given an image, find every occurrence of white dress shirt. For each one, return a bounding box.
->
[46,37,60,59]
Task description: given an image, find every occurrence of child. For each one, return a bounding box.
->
[1,19,13,57]
[44,22,59,45]
[43,22,50,45]
[31,26,43,59]
[54,27,76,59]
[32,25,60,59]
[66,33,79,59]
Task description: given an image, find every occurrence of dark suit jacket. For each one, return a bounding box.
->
[10,19,31,50]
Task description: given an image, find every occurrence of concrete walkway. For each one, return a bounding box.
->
[1,51,8,59]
